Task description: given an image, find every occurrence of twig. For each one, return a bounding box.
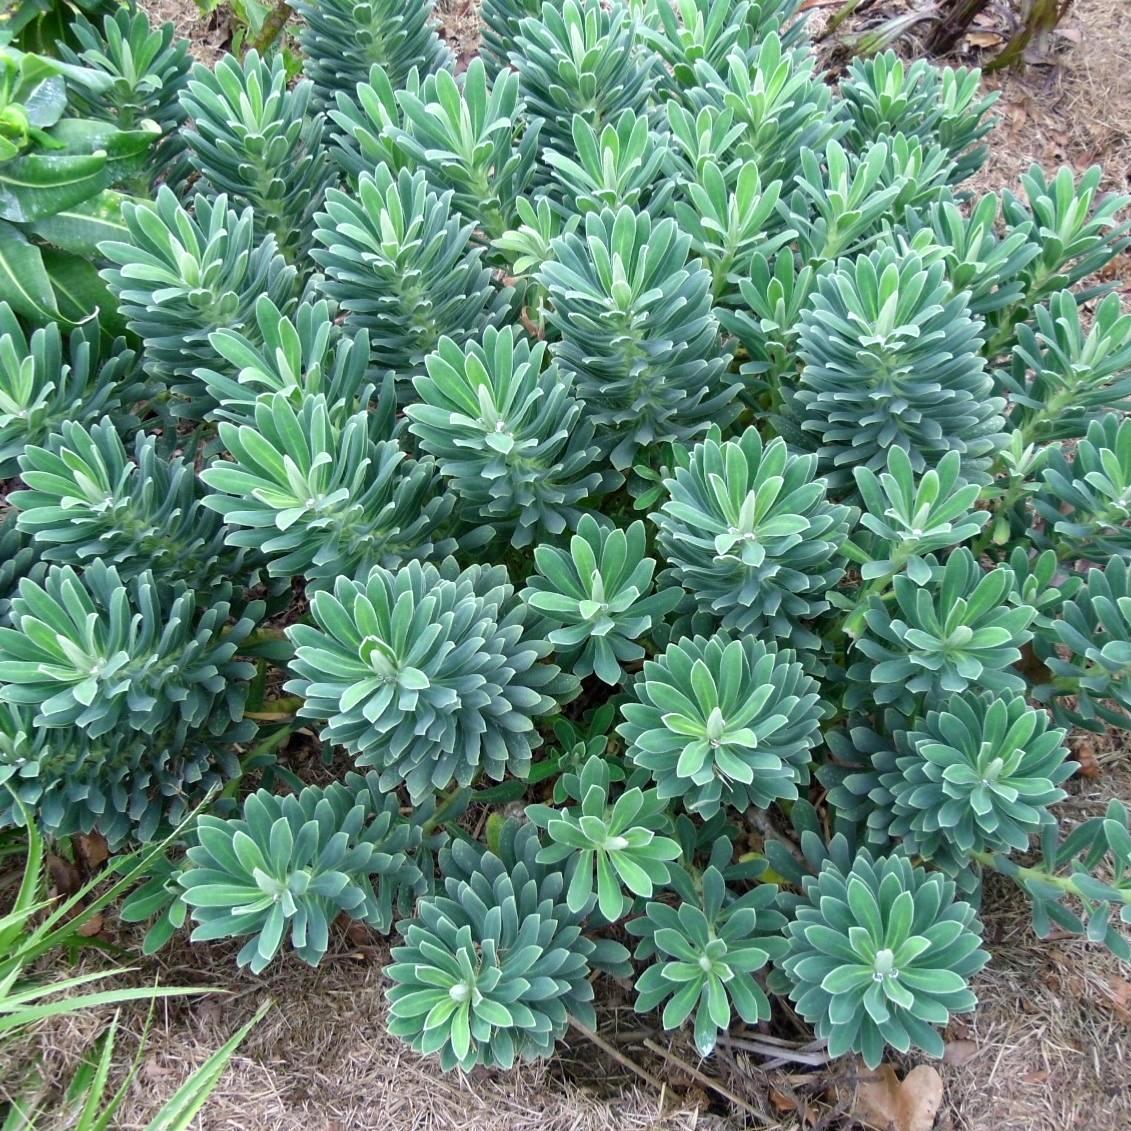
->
[715,1033,831,1067]
[747,808,805,865]
[642,1038,762,1119]
[568,1016,666,1094]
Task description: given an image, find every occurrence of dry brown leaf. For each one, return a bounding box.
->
[769,1087,799,1113]
[76,912,104,938]
[1100,976,1131,1021]
[855,1064,944,1131]
[47,852,82,897]
[75,831,110,870]
[942,1039,979,1067]
[1073,737,1101,779]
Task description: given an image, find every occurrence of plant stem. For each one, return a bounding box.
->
[422,786,473,834]
[217,721,301,801]
[251,1,294,54]
[972,848,1131,905]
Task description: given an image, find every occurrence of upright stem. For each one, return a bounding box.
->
[927,0,993,55]
[251,2,294,54]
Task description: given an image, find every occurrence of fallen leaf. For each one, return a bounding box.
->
[75,831,109,870]
[345,919,375,945]
[855,1063,944,1131]
[1073,737,1101,779]
[943,1039,978,1067]
[1100,976,1131,1022]
[47,853,82,897]
[769,1087,799,1112]
[76,912,103,937]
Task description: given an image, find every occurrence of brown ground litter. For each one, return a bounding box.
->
[9,0,1127,1126]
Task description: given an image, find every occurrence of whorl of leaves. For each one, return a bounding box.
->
[285,560,577,799]
[618,632,824,818]
[294,0,451,108]
[652,427,850,643]
[542,207,738,468]
[407,328,614,547]
[387,821,628,1069]
[778,850,988,1067]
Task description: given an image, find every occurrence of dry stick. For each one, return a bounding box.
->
[747,808,805,865]
[567,1016,666,1094]
[642,1038,763,1119]
[715,1033,831,1068]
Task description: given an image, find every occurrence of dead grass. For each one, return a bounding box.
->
[3,934,731,1131]
[939,737,1131,1130]
[971,0,1131,195]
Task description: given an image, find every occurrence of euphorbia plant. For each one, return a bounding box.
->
[3,0,1130,1090]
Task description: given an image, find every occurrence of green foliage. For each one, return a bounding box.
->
[199,295,391,431]
[0,302,146,476]
[526,755,680,919]
[326,63,416,182]
[787,248,1005,488]
[179,51,332,261]
[778,850,988,1067]
[294,0,451,109]
[993,799,1131,960]
[823,692,1073,874]
[838,52,997,183]
[630,852,787,1055]
[100,187,299,410]
[651,427,850,642]
[683,36,838,189]
[313,164,512,390]
[998,290,1131,443]
[492,193,578,320]
[999,165,1130,321]
[512,0,656,159]
[1038,557,1131,731]
[899,194,1039,319]
[542,206,738,468]
[177,774,425,972]
[672,159,789,305]
[478,0,543,77]
[853,447,988,585]
[1034,412,1131,563]
[407,327,613,547]
[618,632,823,817]
[386,821,629,1069]
[0,43,159,324]
[848,549,1035,715]
[59,7,191,185]
[544,109,672,218]
[0,561,259,738]
[0,701,247,845]
[7,0,1131,1084]
[0,512,41,622]
[521,514,680,683]
[395,58,540,242]
[200,391,452,582]
[0,561,258,843]
[12,418,240,591]
[285,560,577,799]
